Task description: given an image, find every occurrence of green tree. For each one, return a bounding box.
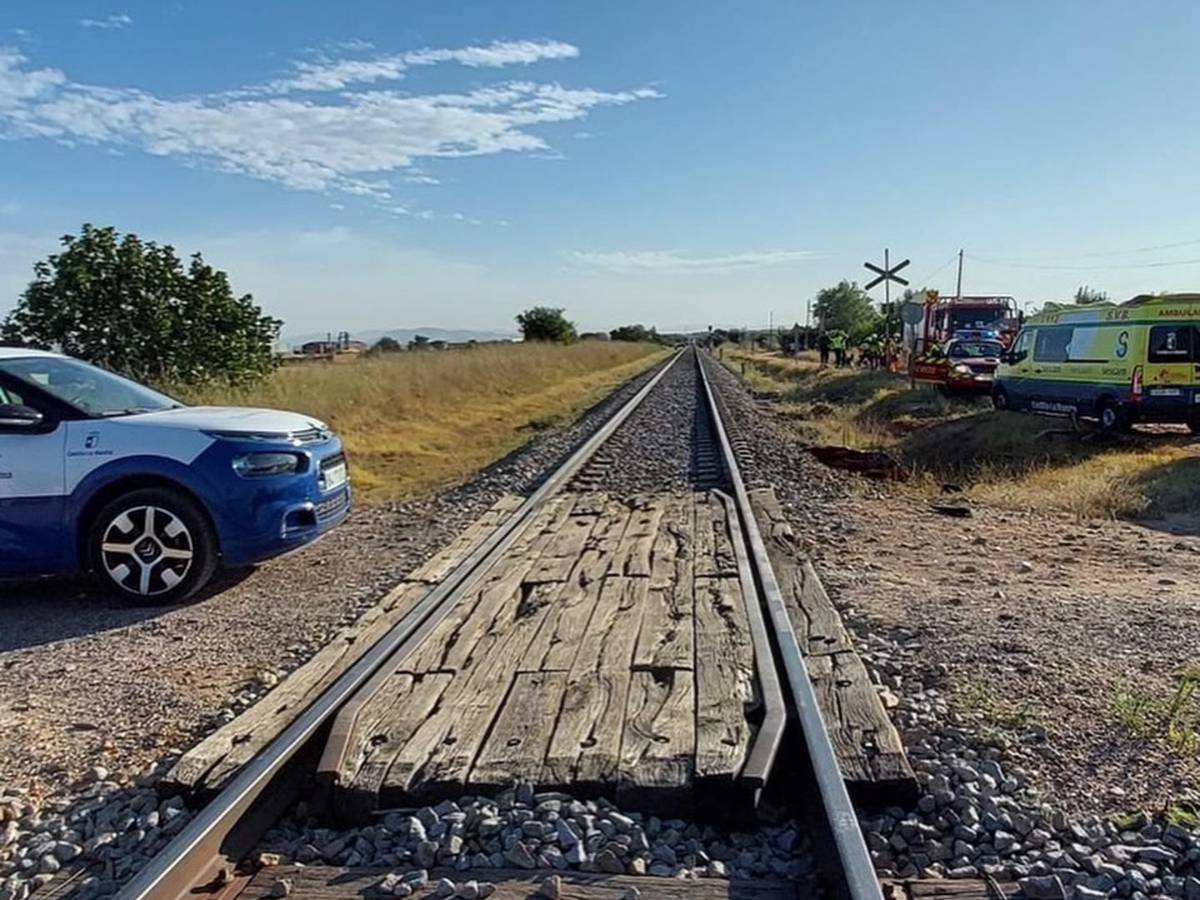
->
[1,224,280,386]
[371,336,402,353]
[1073,285,1109,305]
[609,324,659,343]
[813,280,881,342]
[407,334,431,350]
[516,306,577,342]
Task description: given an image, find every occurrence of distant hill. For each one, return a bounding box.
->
[284,326,518,348]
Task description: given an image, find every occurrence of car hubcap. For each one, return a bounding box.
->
[100,506,194,597]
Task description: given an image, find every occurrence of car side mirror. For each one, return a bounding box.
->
[0,403,46,429]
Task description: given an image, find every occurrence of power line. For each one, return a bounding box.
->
[965,252,1200,272]
[907,253,959,289]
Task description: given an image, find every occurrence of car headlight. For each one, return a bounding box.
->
[952,364,972,375]
[233,452,303,478]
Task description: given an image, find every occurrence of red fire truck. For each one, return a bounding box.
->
[905,292,1021,391]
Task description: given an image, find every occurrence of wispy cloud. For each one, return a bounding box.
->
[79,13,132,30]
[568,249,825,273]
[0,44,657,200]
[269,39,579,92]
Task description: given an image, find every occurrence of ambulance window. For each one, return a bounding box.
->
[1033,326,1072,362]
[1148,325,1193,363]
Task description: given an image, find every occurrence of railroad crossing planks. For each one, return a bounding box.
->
[326,491,762,820]
[236,866,815,900]
[163,495,525,797]
[749,487,916,801]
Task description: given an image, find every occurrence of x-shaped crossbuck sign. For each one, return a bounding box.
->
[863,258,910,290]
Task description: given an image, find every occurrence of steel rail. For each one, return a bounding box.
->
[696,350,882,900]
[713,488,785,798]
[115,349,685,900]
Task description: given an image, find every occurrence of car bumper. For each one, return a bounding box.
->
[197,437,354,566]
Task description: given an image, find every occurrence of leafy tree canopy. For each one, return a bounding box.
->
[1073,285,1109,305]
[1,224,280,386]
[517,306,577,342]
[813,280,881,342]
[371,336,402,353]
[609,323,659,343]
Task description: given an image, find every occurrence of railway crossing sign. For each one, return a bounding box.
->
[864,249,910,291]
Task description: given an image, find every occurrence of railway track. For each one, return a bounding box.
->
[111,347,881,900]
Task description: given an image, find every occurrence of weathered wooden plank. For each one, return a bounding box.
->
[524,508,600,584]
[694,491,738,578]
[165,495,525,796]
[612,495,666,577]
[807,650,914,792]
[748,488,852,655]
[633,495,695,670]
[404,552,539,674]
[883,878,1019,900]
[618,667,695,810]
[748,486,915,799]
[470,670,569,789]
[331,671,452,821]
[164,580,429,795]
[404,499,573,673]
[522,499,631,672]
[693,574,756,781]
[543,576,648,788]
[381,576,563,799]
[406,495,525,583]
[238,866,810,900]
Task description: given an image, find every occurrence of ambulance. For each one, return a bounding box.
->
[992,294,1200,432]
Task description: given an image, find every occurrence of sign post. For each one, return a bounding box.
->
[863,249,911,311]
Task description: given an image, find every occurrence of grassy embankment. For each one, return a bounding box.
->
[184,342,668,502]
[722,348,1200,521]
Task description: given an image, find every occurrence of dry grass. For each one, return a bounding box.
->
[723,348,1200,521]
[183,342,667,501]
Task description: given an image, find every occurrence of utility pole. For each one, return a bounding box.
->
[955,248,964,301]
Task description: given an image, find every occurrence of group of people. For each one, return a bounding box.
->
[817,330,898,371]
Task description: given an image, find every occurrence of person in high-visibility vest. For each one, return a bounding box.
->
[830,331,846,367]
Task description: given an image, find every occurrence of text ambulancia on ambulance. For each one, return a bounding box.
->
[0,348,351,603]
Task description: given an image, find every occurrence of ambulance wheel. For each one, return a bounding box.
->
[992,386,1009,410]
[1097,400,1130,434]
[88,487,219,605]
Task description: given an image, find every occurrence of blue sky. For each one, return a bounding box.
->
[2,1,1200,340]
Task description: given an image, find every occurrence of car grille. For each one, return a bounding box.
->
[314,489,349,523]
[319,452,346,473]
[969,364,995,375]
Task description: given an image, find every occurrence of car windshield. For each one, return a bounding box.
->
[950,341,1004,358]
[0,356,182,417]
[951,308,1006,329]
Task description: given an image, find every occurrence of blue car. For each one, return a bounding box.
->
[0,348,351,603]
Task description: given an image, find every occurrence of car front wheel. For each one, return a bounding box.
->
[88,487,219,604]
